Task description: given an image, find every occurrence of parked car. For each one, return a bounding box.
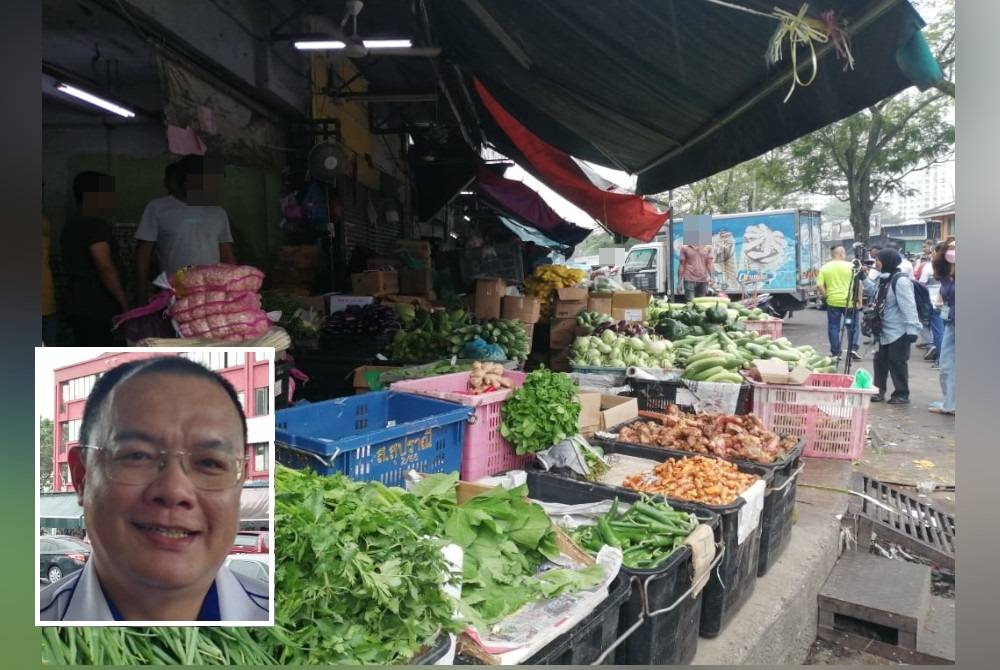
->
[39,535,90,584]
[229,531,269,554]
[223,554,271,585]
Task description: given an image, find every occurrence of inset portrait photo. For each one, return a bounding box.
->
[35,348,274,626]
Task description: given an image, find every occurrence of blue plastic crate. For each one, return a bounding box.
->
[274,391,471,487]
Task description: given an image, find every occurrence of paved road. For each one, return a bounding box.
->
[778,306,956,513]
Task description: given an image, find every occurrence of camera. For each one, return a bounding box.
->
[851,241,868,262]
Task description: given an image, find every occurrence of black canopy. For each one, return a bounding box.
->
[426,0,942,194]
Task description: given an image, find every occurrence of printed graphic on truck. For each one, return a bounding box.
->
[671,212,799,293]
[798,210,822,288]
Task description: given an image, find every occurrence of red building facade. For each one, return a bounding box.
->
[51,350,273,492]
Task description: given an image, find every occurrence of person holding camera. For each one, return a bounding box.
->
[816,245,862,360]
[870,249,922,404]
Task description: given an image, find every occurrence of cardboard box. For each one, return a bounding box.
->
[397,240,432,261]
[577,392,603,432]
[367,257,403,272]
[400,268,435,296]
[351,270,399,297]
[611,290,650,322]
[751,359,812,385]
[352,365,399,393]
[502,296,541,324]
[327,294,376,313]
[549,318,579,348]
[553,287,588,319]
[577,393,639,434]
[475,277,507,320]
[587,294,614,317]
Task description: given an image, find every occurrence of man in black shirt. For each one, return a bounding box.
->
[59,172,129,345]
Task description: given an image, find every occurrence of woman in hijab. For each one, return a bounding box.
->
[871,248,922,404]
[929,240,956,415]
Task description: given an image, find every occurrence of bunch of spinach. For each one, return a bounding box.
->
[260,466,461,665]
[500,368,581,454]
[411,473,605,628]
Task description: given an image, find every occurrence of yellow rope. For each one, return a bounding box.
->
[766,4,855,103]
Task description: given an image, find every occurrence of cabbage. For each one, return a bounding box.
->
[597,343,613,355]
[600,329,618,345]
[629,336,645,350]
[609,358,626,368]
[648,340,669,355]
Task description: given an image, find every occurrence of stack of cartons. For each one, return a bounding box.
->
[549,288,588,371]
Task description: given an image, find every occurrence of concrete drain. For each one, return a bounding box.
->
[847,473,955,571]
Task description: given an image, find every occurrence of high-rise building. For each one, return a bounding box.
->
[50,351,273,493]
[882,161,956,223]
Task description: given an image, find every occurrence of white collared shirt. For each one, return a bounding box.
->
[39,559,269,622]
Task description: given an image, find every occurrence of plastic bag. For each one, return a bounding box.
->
[460,337,507,361]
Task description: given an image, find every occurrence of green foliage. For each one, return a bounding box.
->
[39,418,53,492]
[260,467,461,665]
[668,149,802,216]
[500,368,581,454]
[411,474,604,628]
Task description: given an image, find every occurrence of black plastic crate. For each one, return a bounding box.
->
[627,377,752,415]
[755,439,805,576]
[598,418,805,577]
[537,441,770,638]
[410,632,452,665]
[525,571,633,665]
[525,472,718,665]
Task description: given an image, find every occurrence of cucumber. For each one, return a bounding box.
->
[721,356,745,370]
[685,349,727,365]
[685,357,729,377]
[692,365,727,381]
[770,349,803,363]
[704,371,745,384]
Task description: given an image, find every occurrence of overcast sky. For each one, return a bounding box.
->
[35,348,111,421]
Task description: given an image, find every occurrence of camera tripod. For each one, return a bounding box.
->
[836,262,868,376]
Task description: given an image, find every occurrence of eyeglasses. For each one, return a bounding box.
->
[74,445,246,491]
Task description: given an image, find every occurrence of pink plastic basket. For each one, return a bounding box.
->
[745,373,877,460]
[742,319,783,339]
[390,371,534,479]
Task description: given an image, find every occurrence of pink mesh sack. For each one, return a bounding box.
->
[169,264,265,294]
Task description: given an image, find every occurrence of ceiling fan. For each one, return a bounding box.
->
[294,0,441,58]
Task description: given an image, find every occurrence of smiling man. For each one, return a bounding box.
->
[39,356,269,622]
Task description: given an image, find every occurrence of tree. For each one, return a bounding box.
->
[39,418,54,493]
[787,1,955,242]
[667,149,801,216]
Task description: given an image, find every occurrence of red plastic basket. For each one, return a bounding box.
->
[741,319,783,339]
[744,373,877,460]
[390,371,534,479]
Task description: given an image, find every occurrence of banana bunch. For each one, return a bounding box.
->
[524,264,588,319]
[449,318,530,360]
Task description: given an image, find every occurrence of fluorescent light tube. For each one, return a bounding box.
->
[56,84,135,118]
[294,40,347,50]
[363,39,412,48]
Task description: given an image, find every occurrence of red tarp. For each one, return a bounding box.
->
[474,78,669,242]
[475,167,591,247]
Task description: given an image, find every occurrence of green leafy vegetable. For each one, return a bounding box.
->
[259,466,461,665]
[500,368,581,454]
[411,474,605,628]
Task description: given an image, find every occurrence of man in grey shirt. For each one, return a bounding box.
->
[135,155,236,303]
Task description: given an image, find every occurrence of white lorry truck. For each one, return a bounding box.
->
[619,209,824,316]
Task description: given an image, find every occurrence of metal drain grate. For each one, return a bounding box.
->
[848,473,955,570]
